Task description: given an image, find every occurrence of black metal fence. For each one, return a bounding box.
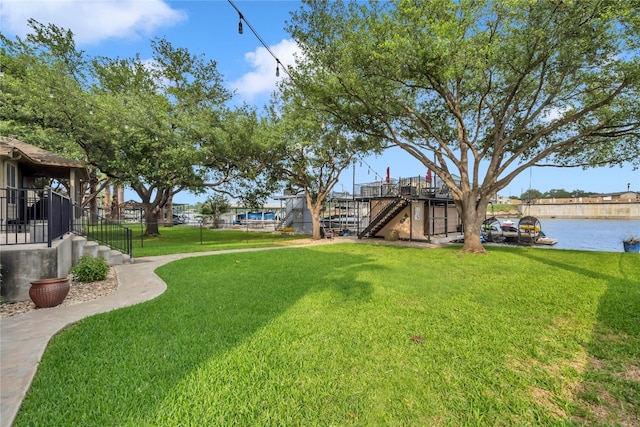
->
[0,187,132,257]
[0,188,70,246]
[73,208,133,257]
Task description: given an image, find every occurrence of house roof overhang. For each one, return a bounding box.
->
[0,136,90,182]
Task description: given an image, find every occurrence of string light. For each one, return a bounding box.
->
[359,157,384,181]
[227,1,387,183]
[227,0,291,79]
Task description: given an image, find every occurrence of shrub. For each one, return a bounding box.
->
[71,255,110,282]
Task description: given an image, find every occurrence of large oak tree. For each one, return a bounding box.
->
[0,22,110,217]
[288,0,640,252]
[1,21,271,236]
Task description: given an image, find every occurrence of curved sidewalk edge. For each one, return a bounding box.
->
[0,255,169,427]
[0,241,345,427]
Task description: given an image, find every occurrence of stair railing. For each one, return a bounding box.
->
[71,203,133,258]
[358,197,409,238]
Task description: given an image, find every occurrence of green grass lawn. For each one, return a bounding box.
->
[486,203,520,214]
[129,225,309,257]
[15,244,640,426]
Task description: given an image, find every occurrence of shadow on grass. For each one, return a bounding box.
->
[15,245,379,426]
[130,227,308,257]
[576,255,640,424]
[514,249,640,424]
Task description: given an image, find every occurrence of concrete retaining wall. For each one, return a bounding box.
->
[0,235,73,302]
[518,202,640,219]
[1,234,129,303]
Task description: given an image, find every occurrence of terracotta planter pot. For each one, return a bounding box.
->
[29,277,70,308]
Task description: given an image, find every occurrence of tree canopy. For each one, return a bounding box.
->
[1,21,272,235]
[288,0,640,252]
[263,92,373,239]
[199,194,231,228]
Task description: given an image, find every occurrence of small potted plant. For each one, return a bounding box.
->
[622,235,640,253]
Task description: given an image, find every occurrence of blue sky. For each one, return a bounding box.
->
[2,0,638,204]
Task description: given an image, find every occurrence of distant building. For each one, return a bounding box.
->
[590,191,639,201]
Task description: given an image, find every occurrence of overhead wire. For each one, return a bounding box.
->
[227,0,292,80]
[226,0,386,182]
[2,1,387,183]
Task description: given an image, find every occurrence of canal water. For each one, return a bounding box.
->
[497,218,640,252]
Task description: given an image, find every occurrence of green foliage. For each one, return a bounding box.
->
[486,203,518,213]
[518,188,598,199]
[569,189,593,198]
[199,195,230,228]
[263,93,374,238]
[1,21,274,236]
[287,0,640,250]
[520,188,545,200]
[15,245,640,425]
[71,255,110,283]
[545,188,573,198]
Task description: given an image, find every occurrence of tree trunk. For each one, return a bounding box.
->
[104,185,111,219]
[166,195,173,227]
[88,179,99,226]
[144,206,161,236]
[307,201,322,240]
[117,186,124,220]
[458,193,490,253]
[309,203,323,240]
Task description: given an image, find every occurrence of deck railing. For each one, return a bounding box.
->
[354,175,460,199]
[0,188,70,246]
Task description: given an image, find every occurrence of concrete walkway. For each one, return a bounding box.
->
[1,242,345,427]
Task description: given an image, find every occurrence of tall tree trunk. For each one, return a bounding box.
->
[104,185,111,219]
[88,178,99,226]
[309,202,323,240]
[166,195,173,227]
[458,193,489,253]
[305,192,327,240]
[132,184,173,236]
[144,205,161,236]
[110,185,123,221]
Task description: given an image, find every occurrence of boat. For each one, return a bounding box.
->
[481,216,557,246]
[536,234,559,246]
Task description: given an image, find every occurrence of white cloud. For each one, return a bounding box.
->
[230,38,301,102]
[1,0,187,45]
